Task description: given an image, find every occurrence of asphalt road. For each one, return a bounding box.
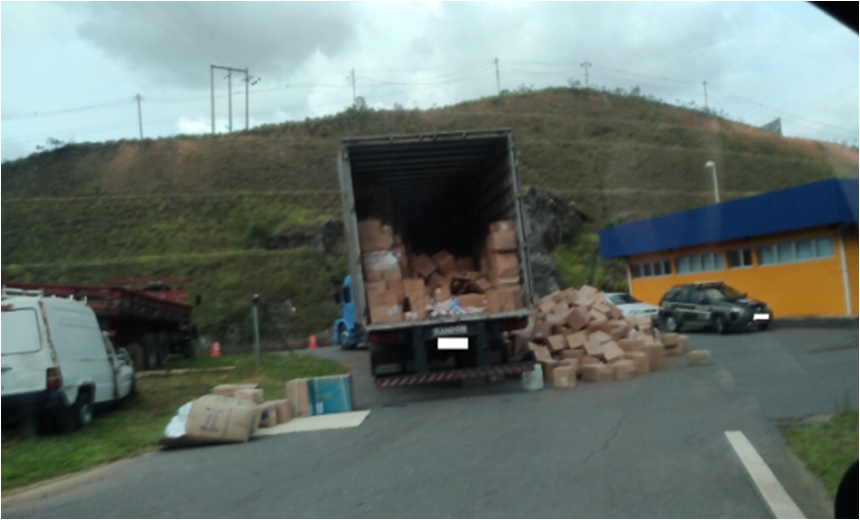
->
[5,326,855,518]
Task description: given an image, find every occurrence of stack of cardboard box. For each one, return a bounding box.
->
[357,218,526,324]
[505,284,696,389]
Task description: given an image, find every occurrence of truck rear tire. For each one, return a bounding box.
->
[143,334,162,370]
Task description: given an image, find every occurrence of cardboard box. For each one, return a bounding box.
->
[645,343,666,371]
[529,342,553,363]
[660,333,680,347]
[488,286,524,312]
[551,365,576,389]
[269,399,292,424]
[456,257,475,271]
[286,379,311,418]
[475,277,493,292]
[308,374,354,416]
[618,338,643,352]
[488,252,519,278]
[382,266,402,283]
[589,308,608,322]
[592,301,613,315]
[581,363,614,382]
[624,351,650,375]
[613,360,636,380]
[428,272,447,289]
[403,278,425,294]
[551,302,571,316]
[211,384,258,397]
[565,308,590,331]
[678,335,691,353]
[392,245,408,269]
[365,270,384,283]
[162,394,261,445]
[608,306,624,320]
[358,219,381,239]
[370,303,403,324]
[601,341,625,363]
[360,228,393,253]
[583,337,604,357]
[458,293,489,309]
[432,250,457,275]
[533,321,554,341]
[363,251,399,272]
[487,229,517,252]
[538,299,557,314]
[579,285,598,298]
[258,401,278,428]
[540,360,561,384]
[565,331,587,350]
[412,254,438,279]
[687,350,711,366]
[547,334,568,352]
[561,348,585,360]
[366,280,387,294]
[588,330,613,344]
[233,388,265,404]
[587,316,608,332]
[368,290,399,307]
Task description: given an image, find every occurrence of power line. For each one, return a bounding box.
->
[2,99,134,121]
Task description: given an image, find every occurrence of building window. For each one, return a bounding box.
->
[727,248,753,268]
[631,259,671,278]
[676,252,724,274]
[757,236,834,266]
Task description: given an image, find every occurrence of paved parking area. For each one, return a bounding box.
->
[5,326,854,518]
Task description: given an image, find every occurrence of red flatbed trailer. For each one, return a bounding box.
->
[2,279,197,370]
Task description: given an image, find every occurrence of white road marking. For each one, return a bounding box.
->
[254,410,370,436]
[725,431,806,519]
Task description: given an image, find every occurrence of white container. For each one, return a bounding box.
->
[521,365,544,391]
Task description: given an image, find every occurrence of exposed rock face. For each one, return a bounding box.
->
[521,186,592,297]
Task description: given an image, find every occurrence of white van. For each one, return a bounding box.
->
[1,288,135,433]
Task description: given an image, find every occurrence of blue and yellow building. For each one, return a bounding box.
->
[599,179,858,318]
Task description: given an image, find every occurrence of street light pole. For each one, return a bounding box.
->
[705,161,720,203]
[252,294,261,368]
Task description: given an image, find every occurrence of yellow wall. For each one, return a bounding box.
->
[842,225,858,315]
[628,226,857,318]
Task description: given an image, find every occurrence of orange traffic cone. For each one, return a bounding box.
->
[308,335,318,350]
[211,341,221,358]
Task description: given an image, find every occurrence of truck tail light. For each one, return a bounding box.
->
[46,368,63,391]
[369,332,398,344]
[500,319,528,332]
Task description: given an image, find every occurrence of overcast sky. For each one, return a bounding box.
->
[1,1,857,161]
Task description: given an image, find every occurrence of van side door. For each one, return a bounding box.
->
[47,305,115,404]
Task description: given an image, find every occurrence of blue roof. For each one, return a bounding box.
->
[599,178,859,259]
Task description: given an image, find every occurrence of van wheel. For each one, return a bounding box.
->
[714,315,728,335]
[662,314,680,333]
[338,326,353,350]
[72,389,94,430]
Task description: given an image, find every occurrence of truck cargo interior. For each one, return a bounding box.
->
[348,133,516,263]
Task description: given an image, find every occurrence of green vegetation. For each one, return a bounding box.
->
[552,232,629,292]
[2,87,856,342]
[780,409,859,496]
[1,353,344,490]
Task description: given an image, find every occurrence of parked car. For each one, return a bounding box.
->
[605,293,661,320]
[1,288,136,433]
[657,281,772,334]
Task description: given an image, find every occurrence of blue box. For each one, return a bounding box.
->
[308,374,353,416]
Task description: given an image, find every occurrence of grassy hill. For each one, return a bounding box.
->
[3,86,857,344]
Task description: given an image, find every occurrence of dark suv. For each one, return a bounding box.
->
[658,282,772,334]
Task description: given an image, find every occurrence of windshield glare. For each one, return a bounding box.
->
[609,294,639,305]
[704,286,744,301]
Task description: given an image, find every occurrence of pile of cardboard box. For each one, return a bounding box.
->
[160,375,354,447]
[504,285,695,389]
[359,218,526,324]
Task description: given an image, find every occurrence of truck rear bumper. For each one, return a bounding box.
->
[375,362,534,388]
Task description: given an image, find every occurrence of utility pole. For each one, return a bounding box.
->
[705,161,720,203]
[210,66,215,134]
[703,80,708,110]
[244,68,249,131]
[135,94,143,139]
[227,70,232,133]
[495,57,500,95]
[211,64,248,134]
[581,60,591,88]
[351,68,356,104]
[252,294,261,369]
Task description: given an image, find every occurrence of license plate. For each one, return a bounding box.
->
[753,313,771,321]
[432,325,468,337]
[438,337,468,350]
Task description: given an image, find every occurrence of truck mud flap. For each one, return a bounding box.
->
[375,362,534,388]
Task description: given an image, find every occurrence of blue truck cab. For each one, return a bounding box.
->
[332,275,362,349]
